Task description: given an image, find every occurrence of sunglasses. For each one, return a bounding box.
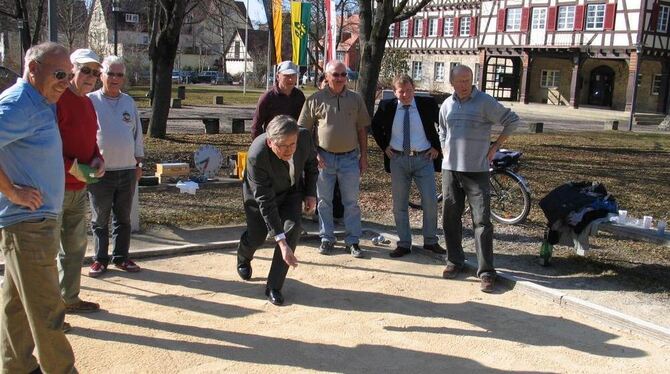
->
[34,60,74,81]
[105,72,125,78]
[79,66,101,77]
[330,72,347,78]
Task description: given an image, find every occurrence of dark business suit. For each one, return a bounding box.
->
[371,96,442,173]
[237,128,318,290]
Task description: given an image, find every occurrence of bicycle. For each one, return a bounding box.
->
[409,149,532,225]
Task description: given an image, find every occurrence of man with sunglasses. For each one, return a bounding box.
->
[0,42,77,373]
[87,56,144,277]
[56,49,106,315]
[298,61,370,258]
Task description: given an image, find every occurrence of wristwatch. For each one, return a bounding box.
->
[136,162,143,168]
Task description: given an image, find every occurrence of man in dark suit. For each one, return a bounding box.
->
[236,115,318,305]
[371,74,445,258]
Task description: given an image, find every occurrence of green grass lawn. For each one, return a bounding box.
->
[128,84,321,108]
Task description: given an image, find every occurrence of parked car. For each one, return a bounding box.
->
[0,65,20,93]
[193,71,232,85]
[172,70,182,84]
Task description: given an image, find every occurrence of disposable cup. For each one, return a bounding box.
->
[643,216,653,229]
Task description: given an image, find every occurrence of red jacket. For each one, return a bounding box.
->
[56,88,103,191]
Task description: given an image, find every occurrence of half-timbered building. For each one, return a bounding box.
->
[387,0,670,114]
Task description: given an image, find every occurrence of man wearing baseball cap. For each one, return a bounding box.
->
[56,48,106,314]
[250,60,305,139]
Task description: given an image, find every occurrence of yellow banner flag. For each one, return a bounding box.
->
[273,0,283,64]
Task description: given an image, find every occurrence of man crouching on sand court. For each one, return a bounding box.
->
[235,115,318,305]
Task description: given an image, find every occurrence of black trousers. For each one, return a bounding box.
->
[237,191,302,290]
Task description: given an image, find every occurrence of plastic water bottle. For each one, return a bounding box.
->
[539,231,552,266]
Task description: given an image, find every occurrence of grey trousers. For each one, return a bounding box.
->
[0,219,76,374]
[442,170,495,277]
[58,189,89,305]
[237,190,302,291]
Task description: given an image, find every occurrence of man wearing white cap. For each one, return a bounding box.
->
[250,60,305,139]
[56,48,106,314]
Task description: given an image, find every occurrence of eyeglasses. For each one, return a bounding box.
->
[79,66,102,77]
[105,72,125,78]
[34,60,73,81]
[330,72,347,78]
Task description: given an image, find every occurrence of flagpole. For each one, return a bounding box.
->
[244,0,249,95]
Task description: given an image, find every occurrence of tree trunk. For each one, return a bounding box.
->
[148,46,176,138]
[357,35,386,117]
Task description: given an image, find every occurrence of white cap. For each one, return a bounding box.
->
[70,49,101,66]
[277,60,299,75]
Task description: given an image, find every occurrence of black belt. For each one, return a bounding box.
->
[391,148,430,157]
[318,147,356,156]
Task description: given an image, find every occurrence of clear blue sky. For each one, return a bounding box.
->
[248,0,268,25]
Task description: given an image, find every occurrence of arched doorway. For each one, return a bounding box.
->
[484,56,521,101]
[588,65,615,107]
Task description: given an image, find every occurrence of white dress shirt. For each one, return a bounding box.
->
[389,98,431,152]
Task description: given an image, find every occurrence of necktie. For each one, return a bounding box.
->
[288,157,295,186]
[403,105,411,155]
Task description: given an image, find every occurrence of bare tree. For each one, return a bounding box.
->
[0,0,47,51]
[58,0,92,50]
[146,0,200,138]
[358,0,430,115]
[197,0,245,75]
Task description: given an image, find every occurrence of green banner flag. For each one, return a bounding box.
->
[291,1,311,66]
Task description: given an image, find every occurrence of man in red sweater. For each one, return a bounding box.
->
[56,49,105,314]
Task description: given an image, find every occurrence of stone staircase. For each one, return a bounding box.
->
[633,113,667,127]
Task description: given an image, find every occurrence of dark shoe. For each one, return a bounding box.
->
[389,246,411,258]
[319,241,335,255]
[114,259,141,273]
[480,274,496,293]
[65,300,100,314]
[423,243,446,255]
[88,261,107,277]
[442,263,463,279]
[62,322,72,333]
[265,288,284,306]
[237,262,252,281]
[347,243,364,258]
[29,366,42,374]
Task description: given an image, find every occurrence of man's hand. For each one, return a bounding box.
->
[316,153,326,169]
[279,240,298,267]
[359,153,368,174]
[90,157,105,178]
[487,143,499,162]
[426,147,440,160]
[303,196,316,215]
[384,146,395,159]
[7,185,43,211]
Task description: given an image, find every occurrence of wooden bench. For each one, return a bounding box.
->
[140,116,221,134]
[231,117,252,134]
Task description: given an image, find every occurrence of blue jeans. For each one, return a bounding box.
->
[317,149,362,245]
[390,153,438,248]
[87,169,136,265]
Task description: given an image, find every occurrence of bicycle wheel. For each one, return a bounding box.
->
[489,169,531,225]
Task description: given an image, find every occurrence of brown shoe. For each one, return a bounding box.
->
[423,243,446,255]
[442,263,463,279]
[480,274,495,293]
[65,300,100,314]
[62,322,72,333]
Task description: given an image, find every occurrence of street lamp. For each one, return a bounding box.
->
[112,0,121,56]
[628,44,643,131]
[17,19,25,74]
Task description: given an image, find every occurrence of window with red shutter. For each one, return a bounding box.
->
[604,3,617,30]
[438,17,444,37]
[470,16,477,36]
[650,3,659,31]
[454,16,461,36]
[520,7,530,32]
[395,22,400,38]
[574,4,585,31]
[423,18,429,37]
[497,8,507,32]
[408,18,414,37]
[547,6,557,31]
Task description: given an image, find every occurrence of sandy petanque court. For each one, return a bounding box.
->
[43,240,667,373]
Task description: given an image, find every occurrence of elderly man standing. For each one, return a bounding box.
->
[87,56,144,277]
[371,74,444,258]
[57,48,105,314]
[236,115,318,306]
[0,42,76,373]
[298,61,370,258]
[251,61,305,139]
[439,65,520,293]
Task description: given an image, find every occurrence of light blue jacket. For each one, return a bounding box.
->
[0,79,64,227]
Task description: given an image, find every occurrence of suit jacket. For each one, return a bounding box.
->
[371,96,442,173]
[243,128,318,235]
